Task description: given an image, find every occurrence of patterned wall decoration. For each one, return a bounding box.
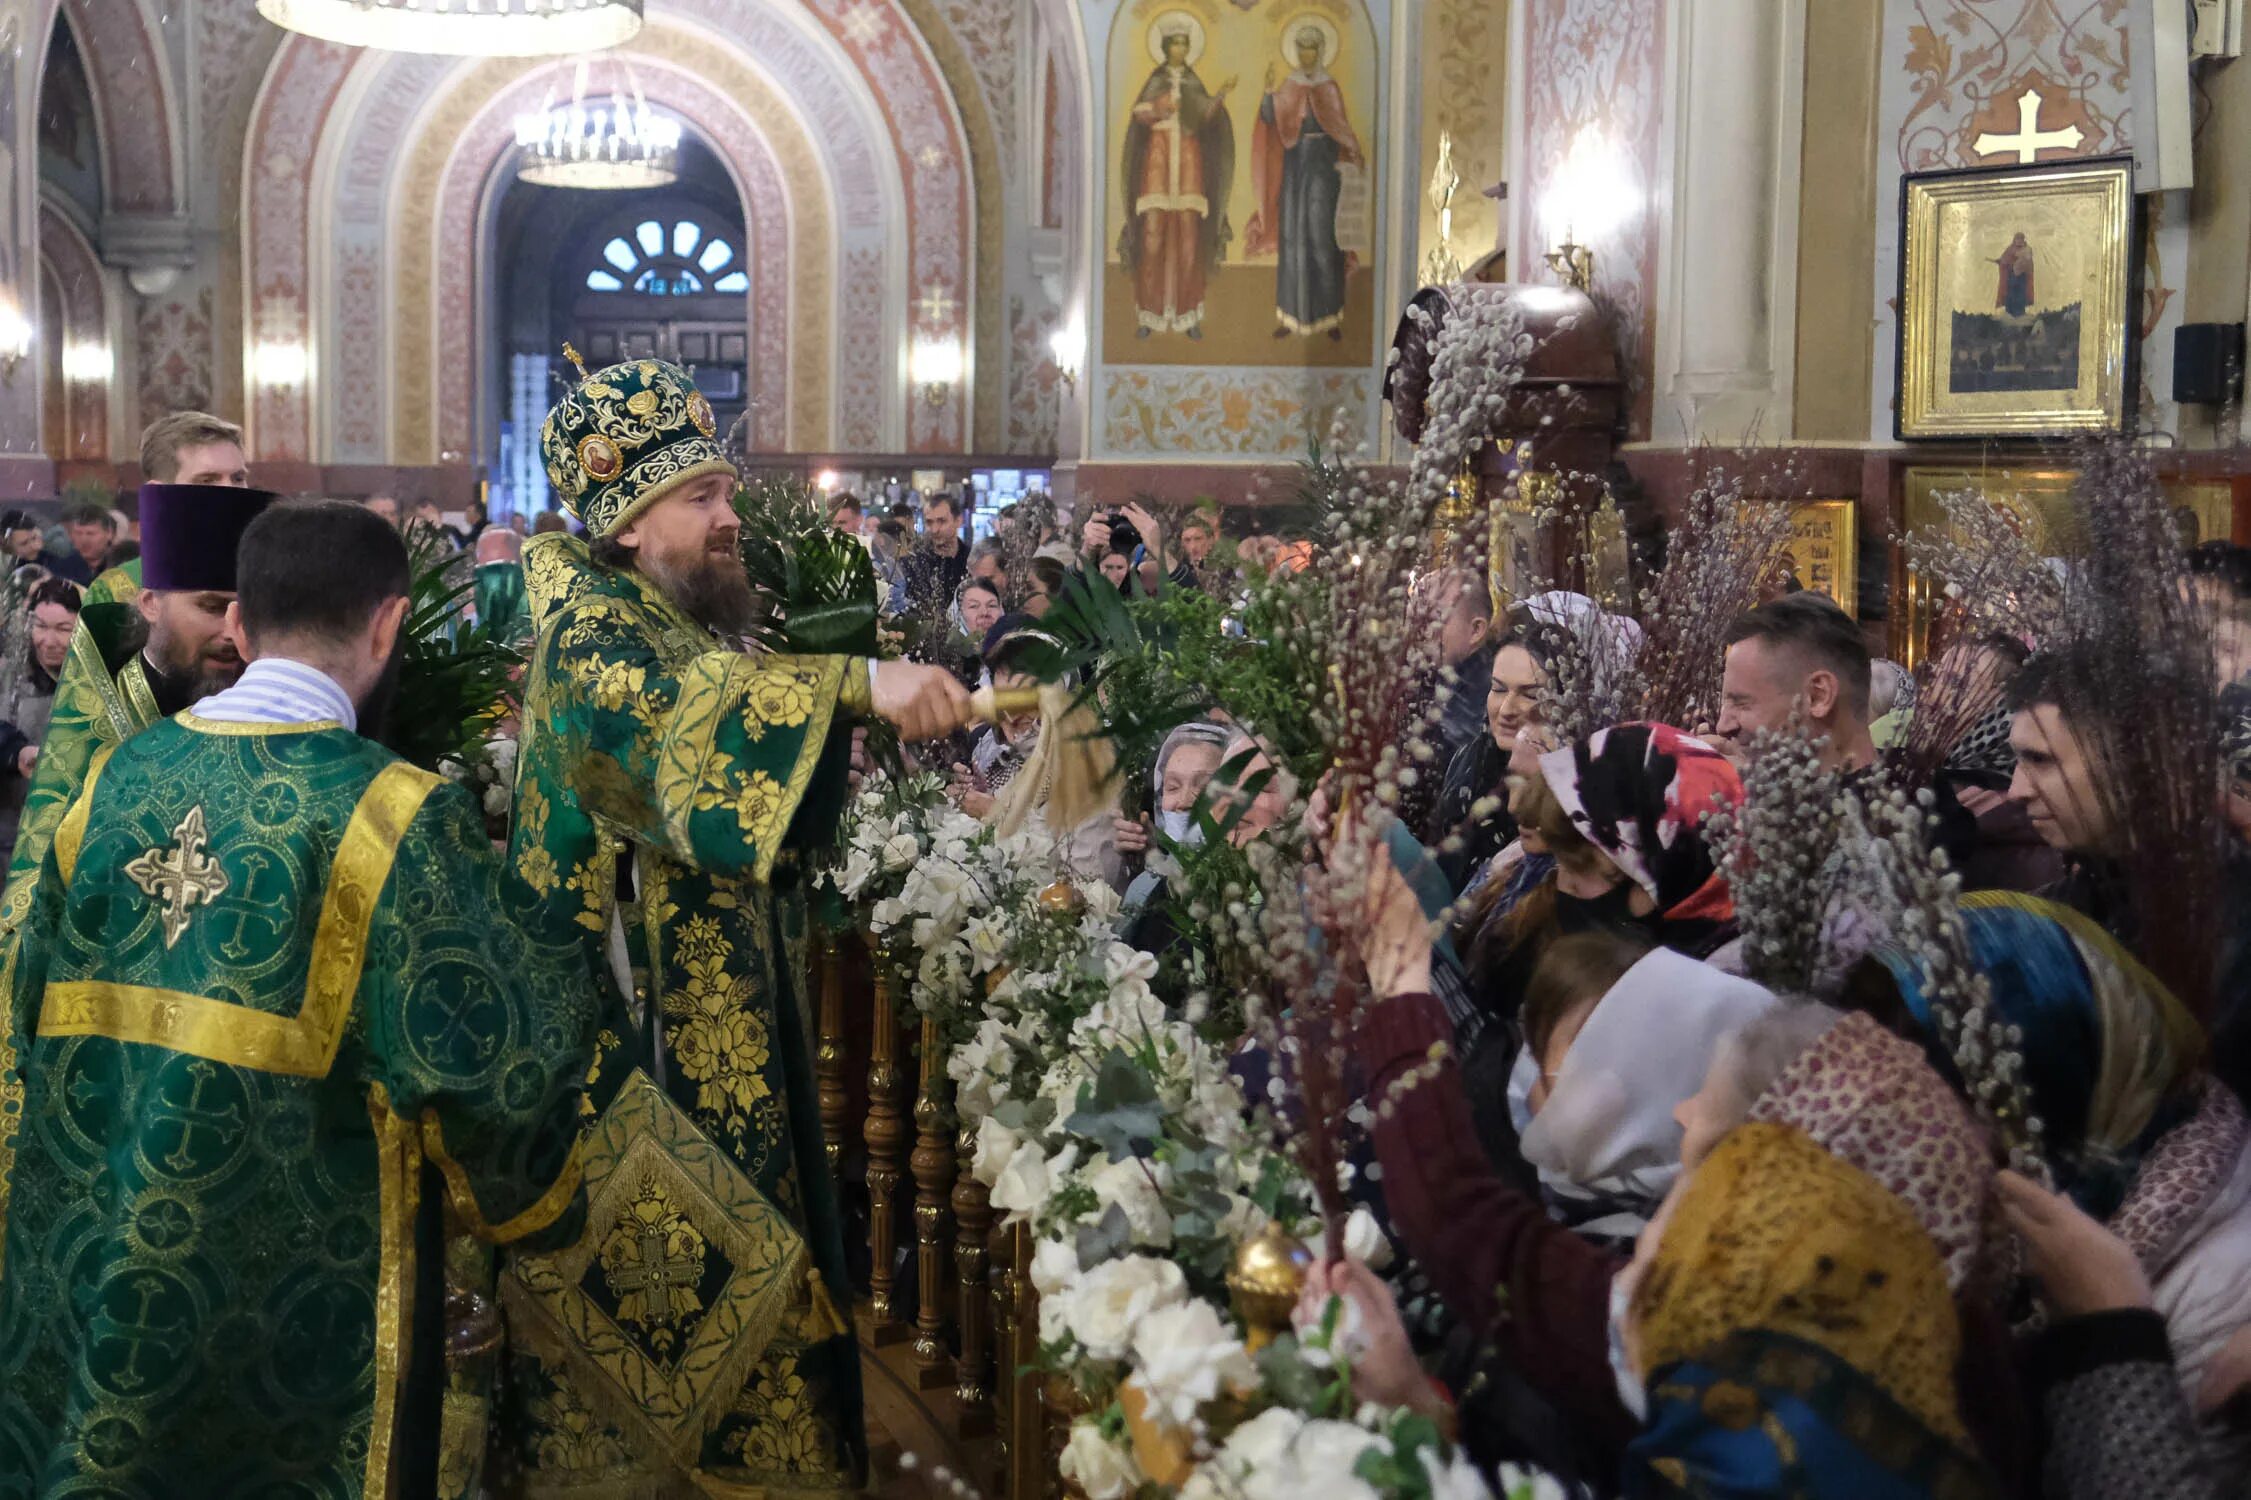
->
[56,0,175,214]
[1100,366,1373,454]
[194,0,284,426]
[134,274,212,431]
[1513,0,1665,440]
[1007,292,1062,451]
[1416,0,1506,280]
[1869,0,2177,435]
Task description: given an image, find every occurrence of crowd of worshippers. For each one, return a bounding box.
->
[871,484,2251,1499]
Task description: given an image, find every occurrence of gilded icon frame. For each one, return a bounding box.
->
[1786,501,1858,618]
[1896,158,2138,440]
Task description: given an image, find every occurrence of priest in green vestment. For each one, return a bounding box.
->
[0,501,597,1499]
[498,352,969,1496]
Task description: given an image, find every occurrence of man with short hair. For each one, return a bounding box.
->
[474,524,531,646]
[0,500,595,1495]
[1714,591,1877,772]
[501,355,969,1493]
[364,493,402,529]
[829,493,864,534]
[410,496,464,548]
[0,510,68,576]
[138,409,250,489]
[57,503,114,586]
[900,491,968,617]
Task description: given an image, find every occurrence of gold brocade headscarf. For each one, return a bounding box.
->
[1630,1122,1967,1446]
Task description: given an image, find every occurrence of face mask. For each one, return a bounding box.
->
[1155,809,1201,846]
[1607,1273,1649,1423]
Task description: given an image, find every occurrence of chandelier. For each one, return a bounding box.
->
[256,0,642,58]
[514,62,681,189]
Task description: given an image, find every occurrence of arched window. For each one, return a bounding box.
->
[585,216,748,295]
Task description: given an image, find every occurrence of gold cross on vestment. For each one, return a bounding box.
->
[126,806,231,949]
[1974,88,2085,164]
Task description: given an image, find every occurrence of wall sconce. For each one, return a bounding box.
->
[911,339,962,406]
[253,340,309,388]
[1543,237,1595,292]
[62,342,113,385]
[0,306,32,386]
[1048,316,1086,392]
[1542,130,1631,294]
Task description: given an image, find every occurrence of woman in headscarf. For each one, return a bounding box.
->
[1427,620,1555,893]
[1867,893,2251,1478]
[1341,842,2012,1487]
[1537,722,1744,959]
[947,575,1006,688]
[1116,720,1230,955]
[1616,1122,1993,1498]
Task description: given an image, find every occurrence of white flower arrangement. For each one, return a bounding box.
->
[439,731,519,830]
[825,771,1532,1499]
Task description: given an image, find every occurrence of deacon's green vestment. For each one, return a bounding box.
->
[0,713,597,1499]
[499,533,866,1498]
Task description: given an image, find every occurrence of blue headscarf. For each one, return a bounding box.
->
[1871,892,2201,1217]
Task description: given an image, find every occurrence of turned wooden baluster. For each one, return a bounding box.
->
[909,1016,954,1373]
[951,1122,994,1410]
[1011,1225,1051,1500]
[992,1217,1018,1469]
[862,941,908,1325]
[814,932,850,1183]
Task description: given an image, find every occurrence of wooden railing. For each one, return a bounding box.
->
[815,931,1063,1497]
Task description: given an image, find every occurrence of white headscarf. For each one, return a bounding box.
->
[1516,946,1781,1237]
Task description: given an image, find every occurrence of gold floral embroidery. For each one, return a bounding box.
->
[517,845,561,899]
[662,919,773,1135]
[693,769,787,843]
[723,1346,844,1477]
[588,661,647,714]
[740,668,816,736]
[598,1180,707,1357]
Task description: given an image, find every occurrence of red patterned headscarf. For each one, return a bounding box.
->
[1538,723,1743,929]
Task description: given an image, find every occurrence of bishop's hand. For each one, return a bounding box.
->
[870,660,973,742]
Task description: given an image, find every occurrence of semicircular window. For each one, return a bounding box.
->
[586,218,744,295]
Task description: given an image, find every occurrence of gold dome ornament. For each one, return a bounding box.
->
[1227,1220,1312,1352]
[1037,879,1086,920]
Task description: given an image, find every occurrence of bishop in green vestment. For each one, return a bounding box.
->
[0,503,597,1498]
[499,354,968,1496]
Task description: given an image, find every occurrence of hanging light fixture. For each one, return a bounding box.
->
[514,57,681,189]
[257,0,642,58]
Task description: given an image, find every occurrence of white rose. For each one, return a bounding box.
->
[881,832,920,871]
[869,896,907,929]
[988,1140,1053,1221]
[1281,1420,1383,1500]
[1079,880,1123,924]
[836,849,878,898]
[1059,1254,1186,1360]
[1038,1290,1071,1344]
[962,914,1009,966]
[1217,1404,1305,1470]
[1103,942,1160,988]
[970,1113,1020,1185]
[1085,1157,1172,1247]
[1125,1299,1256,1428]
[1028,1236,1080,1296]
[1422,1450,1506,1500]
[485,736,517,774]
[481,783,510,819]
[1058,1422,1141,1500]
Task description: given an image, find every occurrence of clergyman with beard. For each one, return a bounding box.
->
[498,351,968,1494]
[0,479,273,912]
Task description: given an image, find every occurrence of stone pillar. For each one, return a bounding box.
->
[1650,0,1804,446]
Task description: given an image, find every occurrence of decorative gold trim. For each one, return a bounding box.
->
[366,1082,424,1500]
[174,710,346,737]
[423,1111,585,1244]
[599,456,738,541]
[67,623,135,743]
[53,744,118,885]
[37,762,439,1076]
[118,656,163,735]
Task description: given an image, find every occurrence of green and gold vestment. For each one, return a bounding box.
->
[0,715,596,1499]
[499,533,868,1498]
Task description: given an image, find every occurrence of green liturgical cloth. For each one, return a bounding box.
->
[0,716,597,1498]
[499,532,868,1496]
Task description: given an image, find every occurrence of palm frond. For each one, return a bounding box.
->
[385,526,522,771]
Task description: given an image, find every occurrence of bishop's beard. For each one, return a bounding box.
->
[643,541,760,637]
